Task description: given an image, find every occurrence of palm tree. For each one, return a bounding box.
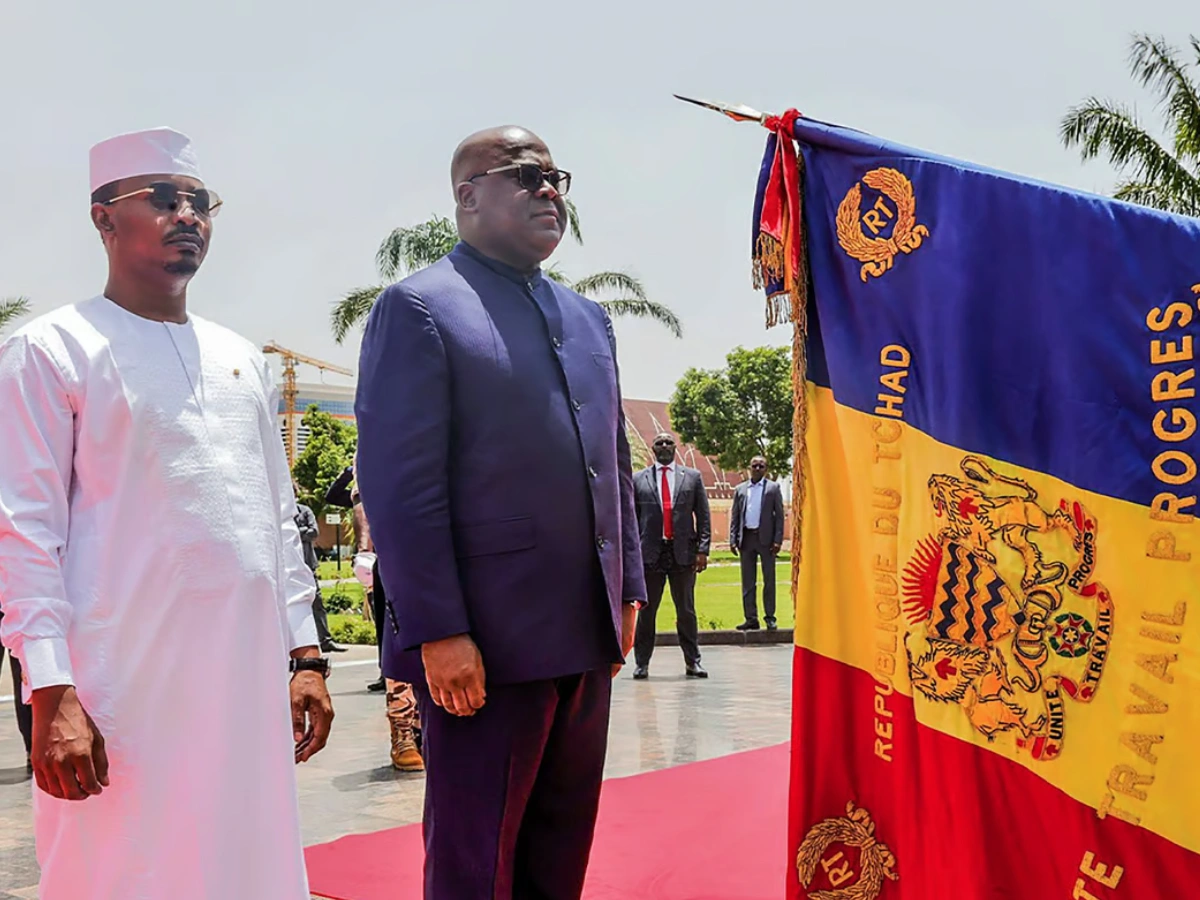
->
[0,297,31,335]
[331,201,681,343]
[1061,34,1200,217]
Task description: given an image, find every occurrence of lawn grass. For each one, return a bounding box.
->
[677,560,792,631]
[317,559,353,582]
[323,558,790,644]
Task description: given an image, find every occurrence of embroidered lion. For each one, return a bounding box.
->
[906,638,1047,740]
[928,455,1080,589]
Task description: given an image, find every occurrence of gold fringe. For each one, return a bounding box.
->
[753,232,787,292]
[752,151,810,622]
[787,155,810,629]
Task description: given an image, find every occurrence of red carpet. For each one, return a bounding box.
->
[306,742,788,899]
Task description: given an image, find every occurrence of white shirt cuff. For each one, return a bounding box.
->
[287,605,320,652]
[19,637,75,701]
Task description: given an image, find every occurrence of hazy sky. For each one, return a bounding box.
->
[0,1,1192,400]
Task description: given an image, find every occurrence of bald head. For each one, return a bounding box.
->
[451,125,567,273]
[450,126,549,186]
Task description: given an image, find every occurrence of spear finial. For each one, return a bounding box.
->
[673,94,771,125]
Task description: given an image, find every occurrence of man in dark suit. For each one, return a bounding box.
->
[354,125,645,900]
[632,433,711,679]
[729,456,786,631]
[293,482,343,653]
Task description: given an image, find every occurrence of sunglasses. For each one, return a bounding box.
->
[104,182,223,218]
[751,463,767,469]
[467,163,571,197]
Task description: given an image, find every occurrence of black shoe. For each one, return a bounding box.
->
[367,677,386,692]
[632,666,649,680]
[686,663,708,678]
[735,620,761,631]
[765,618,778,631]
[322,642,348,653]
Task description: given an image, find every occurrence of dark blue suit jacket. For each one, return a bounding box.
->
[354,242,646,685]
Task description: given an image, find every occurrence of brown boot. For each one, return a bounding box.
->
[390,720,424,772]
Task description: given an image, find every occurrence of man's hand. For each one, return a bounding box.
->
[290,669,334,764]
[730,544,739,557]
[422,634,486,716]
[694,553,709,573]
[612,603,639,677]
[30,686,108,801]
[771,543,782,555]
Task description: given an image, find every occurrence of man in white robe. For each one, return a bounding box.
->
[0,127,333,899]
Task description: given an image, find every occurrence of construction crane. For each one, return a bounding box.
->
[262,341,354,467]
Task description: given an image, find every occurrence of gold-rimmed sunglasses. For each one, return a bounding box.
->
[467,163,571,197]
[103,182,223,218]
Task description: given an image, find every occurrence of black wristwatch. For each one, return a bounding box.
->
[289,657,331,679]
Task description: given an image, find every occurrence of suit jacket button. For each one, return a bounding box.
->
[588,465,598,478]
[573,399,582,411]
[552,337,563,349]
[596,536,607,549]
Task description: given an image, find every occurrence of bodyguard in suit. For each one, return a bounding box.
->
[632,433,712,678]
[729,456,786,631]
[354,125,645,900]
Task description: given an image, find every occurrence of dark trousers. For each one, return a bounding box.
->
[739,530,777,622]
[416,669,612,899]
[1,644,32,757]
[634,542,700,668]
[371,559,388,665]
[312,583,334,649]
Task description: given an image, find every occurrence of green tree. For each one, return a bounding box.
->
[0,297,31,335]
[1061,34,1200,216]
[331,203,681,343]
[290,406,358,521]
[669,345,793,477]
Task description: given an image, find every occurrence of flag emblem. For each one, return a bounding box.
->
[796,802,898,899]
[835,168,930,282]
[901,456,1114,760]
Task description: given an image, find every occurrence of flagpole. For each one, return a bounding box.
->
[672,94,773,125]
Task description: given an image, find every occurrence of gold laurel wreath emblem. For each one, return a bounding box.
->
[796,803,899,900]
[836,168,930,282]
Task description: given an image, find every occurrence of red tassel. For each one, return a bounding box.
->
[755,110,803,325]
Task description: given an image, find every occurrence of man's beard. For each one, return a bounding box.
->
[164,259,200,275]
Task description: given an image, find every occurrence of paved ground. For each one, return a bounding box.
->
[0,644,792,898]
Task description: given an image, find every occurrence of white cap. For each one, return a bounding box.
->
[88,126,203,193]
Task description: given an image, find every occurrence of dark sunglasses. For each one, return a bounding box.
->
[751,463,767,469]
[104,182,223,218]
[467,163,571,197]
[654,439,676,448]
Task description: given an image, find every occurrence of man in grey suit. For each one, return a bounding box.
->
[632,433,711,679]
[729,456,785,631]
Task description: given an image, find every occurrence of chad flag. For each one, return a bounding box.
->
[753,116,1200,899]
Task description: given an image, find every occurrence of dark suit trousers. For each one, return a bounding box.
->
[311,581,333,648]
[739,529,777,621]
[635,542,701,668]
[371,559,388,664]
[1,643,32,756]
[415,670,611,900]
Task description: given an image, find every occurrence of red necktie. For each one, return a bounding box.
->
[661,467,674,540]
